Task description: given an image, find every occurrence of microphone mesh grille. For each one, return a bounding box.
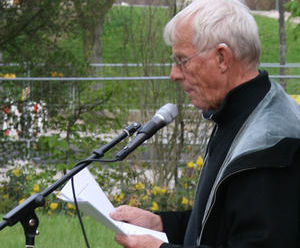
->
[155,103,178,123]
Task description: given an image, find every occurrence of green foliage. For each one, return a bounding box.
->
[102,6,172,63]
[98,156,204,212]
[0,0,85,76]
[285,0,300,40]
[0,164,78,216]
[38,135,69,161]
[286,0,300,17]
[0,153,204,215]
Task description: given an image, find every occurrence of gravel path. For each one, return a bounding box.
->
[252,10,300,24]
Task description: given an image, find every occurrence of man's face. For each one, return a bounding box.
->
[170,23,229,111]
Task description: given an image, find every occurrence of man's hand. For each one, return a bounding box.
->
[110,205,163,231]
[115,234,164,248]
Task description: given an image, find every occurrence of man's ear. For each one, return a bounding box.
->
[216,43,232,73]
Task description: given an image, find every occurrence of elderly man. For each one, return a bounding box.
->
[111,0,300,247]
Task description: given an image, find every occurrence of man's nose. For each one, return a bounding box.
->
[170,64,184,82]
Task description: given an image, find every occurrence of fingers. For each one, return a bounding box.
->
[110,205,163,231]
[115,234,164,248]
[110,205,136,222]
[115,234,132,247]
[115,234,139,248]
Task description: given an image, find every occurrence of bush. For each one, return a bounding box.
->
[0,164,77,217]
[0,155,204,215]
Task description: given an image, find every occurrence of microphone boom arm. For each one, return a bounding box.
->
[0,122,141,248]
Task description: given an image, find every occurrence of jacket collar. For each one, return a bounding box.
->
[202,71,270,125]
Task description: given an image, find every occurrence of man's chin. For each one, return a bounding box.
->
[192,101,219,112]
[191,100,208,110]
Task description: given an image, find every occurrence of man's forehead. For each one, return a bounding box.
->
[172,41,195,55]
[172,32,196,55]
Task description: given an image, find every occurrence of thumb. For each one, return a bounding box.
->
[110,205,132,221]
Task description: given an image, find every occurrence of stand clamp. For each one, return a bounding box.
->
[0,193,45,248]
[21,210,39,248]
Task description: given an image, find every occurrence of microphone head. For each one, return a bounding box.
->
[155,103,178,124]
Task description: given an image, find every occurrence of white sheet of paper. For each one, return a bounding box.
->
[57,168,168,243]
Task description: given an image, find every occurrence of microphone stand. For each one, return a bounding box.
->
[0,122,141,248]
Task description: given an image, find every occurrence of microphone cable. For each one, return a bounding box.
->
[71,177,90,248]
[67,121,142,247]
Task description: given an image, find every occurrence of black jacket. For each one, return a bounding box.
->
[159,73,300,248]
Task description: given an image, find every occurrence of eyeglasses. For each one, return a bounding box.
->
[170,51,201,69]
[170,43,229,69]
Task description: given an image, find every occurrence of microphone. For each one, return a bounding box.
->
[92,122,141,158]
[115,103,178,161]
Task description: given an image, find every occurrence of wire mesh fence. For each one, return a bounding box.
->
[0,62,299,171]
[0,63,299,214]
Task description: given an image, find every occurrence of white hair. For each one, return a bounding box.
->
[164,0,261,67]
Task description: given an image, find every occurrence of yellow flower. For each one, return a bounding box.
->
[67,211,73,216]
[181,196,189,205]
[33,184,40,192]
[151,186,167,195]
[151,186,158,196]
[26,176,31,181]
[12,169,20,177]
[3,194,8,199]
[128,197,138,207]
[151,186,161,195]
[4,73,16,78]
[67,203,75,209]
[113,194,118,201]
[114,192,124,203]
[50,202,58,210]
[19,198,25,205]
[184,183,188,189]
[187,161,195,169]
[51,71,57,77]
[290,95,300,105]
[135,182,145,190]
[196,156,204,170]
[142,195,148,201]
[58,72,64,77]
[21,87,29,101]
[119,192,124,200]
[150,201,159,211]
[160,188,167,195]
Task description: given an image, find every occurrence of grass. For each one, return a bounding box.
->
[101,7,300,63]
[102,6,171,63]
[256,15,300,63]
[0,214,120,248]
[36,7,300,97]
[254,15,300,94]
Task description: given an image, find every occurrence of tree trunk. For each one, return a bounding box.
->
[278,0,287,89]
[91,21,103,64]
[73,0,115,75]
[89,20,104,74]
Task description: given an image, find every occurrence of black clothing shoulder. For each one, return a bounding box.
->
[158,72,300,248]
